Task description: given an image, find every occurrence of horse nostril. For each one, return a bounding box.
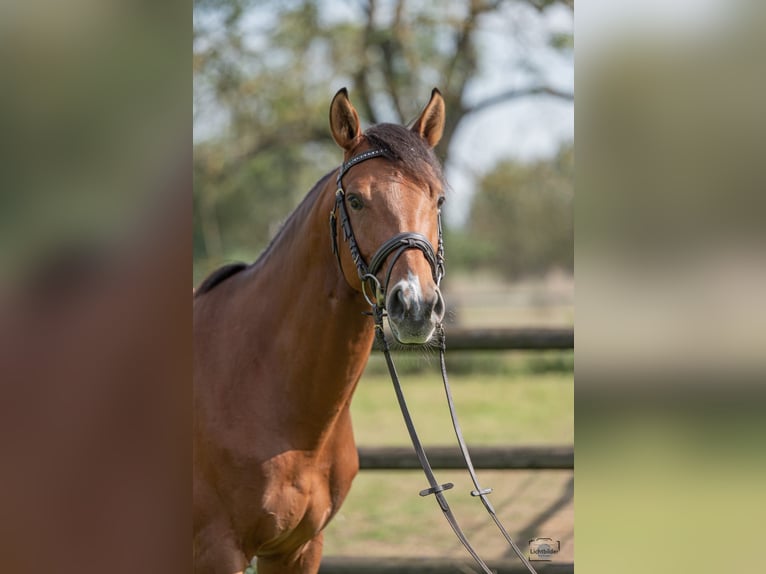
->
[388,282,444,326]
[387,285,408,321]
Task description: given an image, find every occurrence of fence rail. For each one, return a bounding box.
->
[319,557,574,574]
[358,445,573,470]
[372,327,574,352]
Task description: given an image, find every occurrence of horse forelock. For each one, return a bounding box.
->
[363,123,445,188]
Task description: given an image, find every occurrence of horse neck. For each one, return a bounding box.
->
[242,174,374,443]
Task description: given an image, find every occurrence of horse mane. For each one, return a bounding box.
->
[194,125,443,297]
[194,262,249,296]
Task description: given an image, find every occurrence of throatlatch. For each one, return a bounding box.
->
[331,148,538,574]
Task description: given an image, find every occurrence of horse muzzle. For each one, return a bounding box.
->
[386,273,445,344]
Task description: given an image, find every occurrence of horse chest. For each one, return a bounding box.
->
[254,450,352,555]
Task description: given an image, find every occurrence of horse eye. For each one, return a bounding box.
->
[437,196,446,208]
[347,195,364,210]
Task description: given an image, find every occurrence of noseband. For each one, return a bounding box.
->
[329,148,445,306]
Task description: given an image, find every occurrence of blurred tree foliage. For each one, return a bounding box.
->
[193,0,573,284]
[451,142,573,279]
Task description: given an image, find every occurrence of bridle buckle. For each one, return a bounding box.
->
[361,273,384,308]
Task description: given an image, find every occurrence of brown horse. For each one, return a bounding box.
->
[193,88,447,573]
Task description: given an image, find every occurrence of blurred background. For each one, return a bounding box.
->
[193,0,574,570]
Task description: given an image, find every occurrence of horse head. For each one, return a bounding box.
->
[329,88,447,344]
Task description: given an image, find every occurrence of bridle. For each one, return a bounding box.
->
[329,148,444,308]
[329,148,538,574]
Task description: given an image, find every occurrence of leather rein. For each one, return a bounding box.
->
[330,148,537,574]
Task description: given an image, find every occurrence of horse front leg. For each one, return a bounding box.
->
[255,532,324,574]
[193,518,248,574]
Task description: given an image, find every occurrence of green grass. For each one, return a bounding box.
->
[351,369,573,446]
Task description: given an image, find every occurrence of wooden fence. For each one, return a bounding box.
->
[323,326,574,574]
[373,327,574,352]
[358,445,573,470]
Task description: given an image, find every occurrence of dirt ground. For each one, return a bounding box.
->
[323,469,573,564]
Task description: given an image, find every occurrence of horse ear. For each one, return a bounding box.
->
[411,88,445,148]
[329,88,362,151]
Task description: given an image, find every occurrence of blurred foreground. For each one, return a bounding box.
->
[0,2,191,573]
[577,1,766,573]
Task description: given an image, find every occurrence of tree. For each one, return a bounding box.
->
[464,142,573,279]
[192,0,573,282]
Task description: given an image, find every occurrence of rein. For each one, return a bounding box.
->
[331,149,537,574]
